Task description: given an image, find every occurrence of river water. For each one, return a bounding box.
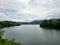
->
[2,25,60,45]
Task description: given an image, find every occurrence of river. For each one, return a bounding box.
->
[2,25,60,45]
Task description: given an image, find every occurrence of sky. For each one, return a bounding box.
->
[0,0,60,22]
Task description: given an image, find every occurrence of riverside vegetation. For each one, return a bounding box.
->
[0,21,20,28]
[0,21,21,45]
[40,19,60,29]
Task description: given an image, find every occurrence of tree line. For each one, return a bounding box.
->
[0,21,20,28]
[40,19,60,29]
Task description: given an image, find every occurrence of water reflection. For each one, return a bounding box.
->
[2,25,60,45]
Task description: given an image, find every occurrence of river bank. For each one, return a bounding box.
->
[0,21,20,28]
[0,21,21,45]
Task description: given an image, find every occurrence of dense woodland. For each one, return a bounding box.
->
[0,21,20,28]
[40,19,60,29]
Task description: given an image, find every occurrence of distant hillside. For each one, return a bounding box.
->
[30,20,43,24]
[18,20,43,24]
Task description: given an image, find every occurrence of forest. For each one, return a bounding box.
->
[40,19,60,29]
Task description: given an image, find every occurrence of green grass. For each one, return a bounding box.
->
[0,37,21,45]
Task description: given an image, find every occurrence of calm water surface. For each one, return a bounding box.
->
[2,25,60,45]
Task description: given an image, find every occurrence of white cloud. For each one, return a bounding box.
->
[0,0,60,22]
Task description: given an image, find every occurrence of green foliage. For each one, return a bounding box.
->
[0,29,21,45]
[0,37,21,45]
[0,21,20,28]
[0,23,21,45]
[0,21,21,45]
[40,19,60,29]
[0,30,5,36]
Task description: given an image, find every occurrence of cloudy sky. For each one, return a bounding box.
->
[0,0,60,22]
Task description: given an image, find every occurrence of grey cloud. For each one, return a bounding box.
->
[29,0,60,8]
[0,0,60,21]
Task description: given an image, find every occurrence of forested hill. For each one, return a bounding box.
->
[40,19,60,29]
